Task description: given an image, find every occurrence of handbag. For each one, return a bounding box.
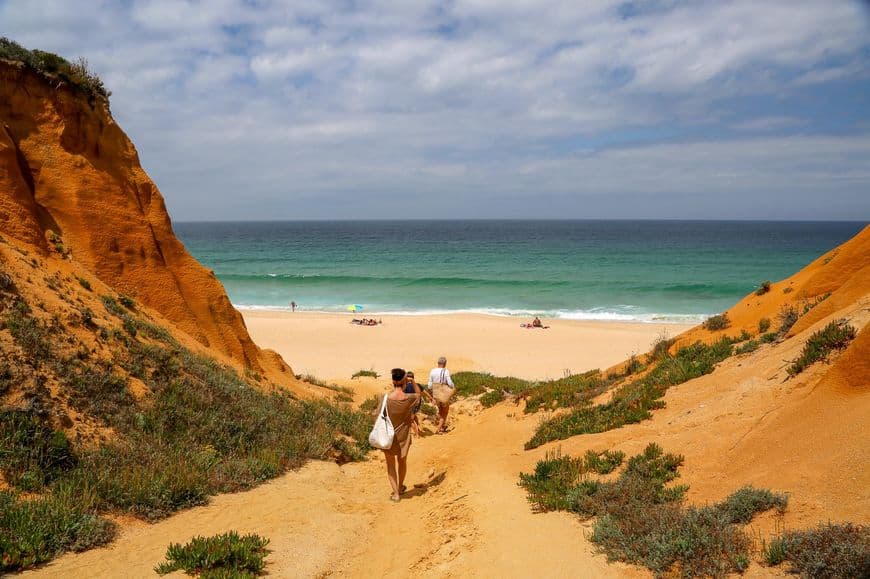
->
[433,369,455,405]
[368,394,396,449]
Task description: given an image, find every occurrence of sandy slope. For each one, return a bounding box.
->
[24,401,645,579]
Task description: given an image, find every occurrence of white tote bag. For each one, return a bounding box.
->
[368,394,396,450]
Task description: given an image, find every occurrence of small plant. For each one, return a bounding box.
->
[716,485,788,523]
[763,523,869,577]
[351,369,379,379]
[787,320,856,377]
[756,280,772,295]
[650,333,675,361]
[118,295,135,309]
[703,313,730,331]
[758,317,771,333]
[783,286,794,294]
[480,389,504,407]
[584,449,625,475]
[155,531,270,577]
[778,305,799,335]
[77,277,91,291]
[625,355,644,375]
[736,340,759,355]
[759,331,778,344]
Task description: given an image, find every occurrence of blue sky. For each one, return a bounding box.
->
[2,0,869,220]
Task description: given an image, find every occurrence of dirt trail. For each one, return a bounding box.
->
[24,403,641,578]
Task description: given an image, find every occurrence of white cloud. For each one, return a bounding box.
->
[1,0,868,220]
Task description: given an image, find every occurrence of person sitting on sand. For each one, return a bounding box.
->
[377,368,420,502]
[427,356,455,434]
[403,371,423,435]
[532,316,543,328]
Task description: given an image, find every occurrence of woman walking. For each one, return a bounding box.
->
[427,356,455,434]
[379,368,419,502]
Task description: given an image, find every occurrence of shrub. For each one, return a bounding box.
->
[155,531,270,577]
[756,280,772,295]
[703,313,730,331]
[650,334,675,361]
[584,449,625,475]
[0,411,77,490]
[351,369,379,379]
[778,305,799,335]
[527,339,734,448]
[480,389,505,407]
[764,523,869,578]
[759,331,778,344]
[452,372,529,399]
[118,295,135,309]
[0,38,110,103]
[77,277,92,291]
[736,340,758,355]
[520,445,788,577]
[0,487,115,572]
[5,300,52,361]
[787,320,856,377]
[524,370,605,413]
[716,485,788,523]
[758,317,771,333]
[783,286,794,294]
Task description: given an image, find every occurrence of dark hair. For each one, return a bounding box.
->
[391,368,406,382]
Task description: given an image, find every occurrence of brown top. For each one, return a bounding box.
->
[383,393,419,458]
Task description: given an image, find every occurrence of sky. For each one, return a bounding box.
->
[2,0,870,221]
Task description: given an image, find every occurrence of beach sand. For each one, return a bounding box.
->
[242,310,692,390]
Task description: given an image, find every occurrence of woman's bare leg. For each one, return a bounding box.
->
[438,403,450,432]
[397,455,408,492]
[385,454,400,499]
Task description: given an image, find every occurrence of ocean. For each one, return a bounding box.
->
[175,220,865,323]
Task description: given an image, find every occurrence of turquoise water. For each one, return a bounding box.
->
[175,220,865,323]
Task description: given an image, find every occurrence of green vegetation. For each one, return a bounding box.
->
[155,532,270,578]
[351,368,379,379]
[118,295,136,309]
[704,313,730,331]
[786,320,856,377]
[0,292,372,569]
[452,371,528,398]
[0,37,110,104]
[77,277,91,291]
[0,487,116,572]
[764,523,869,577]
[650,334,675,361]
[778,304,799,335]
[527,338,735,449]
[735,340,759,355]
[715,485,788,523]
[801,292,832,315]
[758,317,771,333]
[756,280,772,295]
[520,444,787,577]
[759,331,778,344]
[479,389,505,407]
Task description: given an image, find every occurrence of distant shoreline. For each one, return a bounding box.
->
[233,304,708,324]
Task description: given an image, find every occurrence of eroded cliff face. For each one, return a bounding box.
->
[0,60,290,379]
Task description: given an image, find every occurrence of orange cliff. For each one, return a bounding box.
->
[0,60,292,383]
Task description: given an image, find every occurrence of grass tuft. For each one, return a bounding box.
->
[703,313,730,331]
[520,445,789,577]
[756,280,772,295]
[764,523,869,578]
[155,531,270,577]
[351,369,379,379]
[758,317,771,333]
[778,304,799,335]
[787,320,856,377]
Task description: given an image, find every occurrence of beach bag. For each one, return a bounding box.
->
[433,369,454,405]
[368,394,396,450]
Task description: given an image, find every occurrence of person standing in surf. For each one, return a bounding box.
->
[427,356,455,433]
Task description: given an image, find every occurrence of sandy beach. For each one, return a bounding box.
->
[242,310,693,386]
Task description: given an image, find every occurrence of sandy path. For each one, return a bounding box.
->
[25,402,643,578]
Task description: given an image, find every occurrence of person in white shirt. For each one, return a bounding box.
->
[427,356,455,433]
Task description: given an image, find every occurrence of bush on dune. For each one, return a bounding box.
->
[786,320,856,377]
[155,531,270,578]
[520,444,788,577]
[527,338,735,449]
